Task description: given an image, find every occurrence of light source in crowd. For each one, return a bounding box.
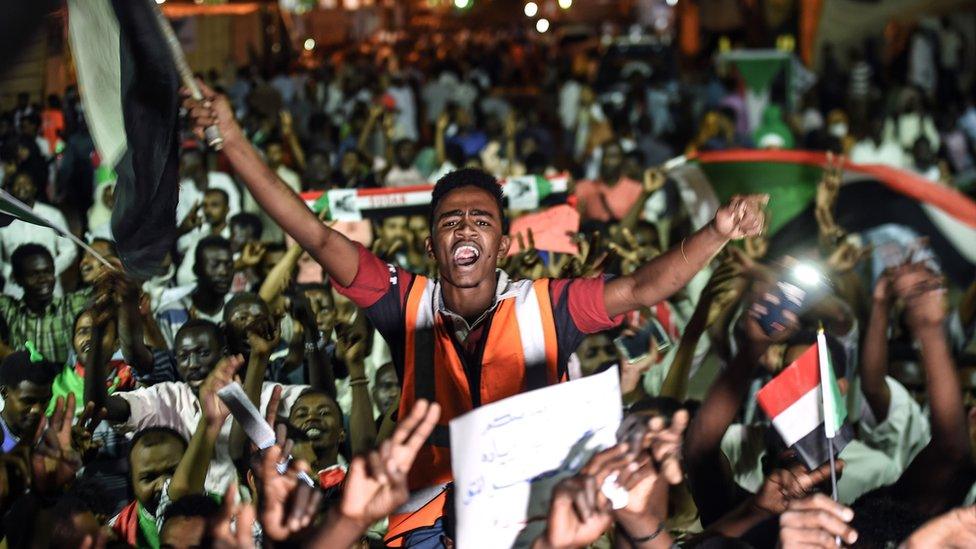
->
[155,0,165,4]
[454,0,470,8]
[536,17,550,33]
[558,0,572,8]
[666,0,678,5]
[524,1,538,17]
[791,262,823,288]
[304,38,316,51]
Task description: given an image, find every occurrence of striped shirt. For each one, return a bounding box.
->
[0,288,91,364]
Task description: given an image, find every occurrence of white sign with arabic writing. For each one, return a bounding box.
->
[449,367,622,548]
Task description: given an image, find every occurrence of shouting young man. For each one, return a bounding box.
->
[185,85,766,545]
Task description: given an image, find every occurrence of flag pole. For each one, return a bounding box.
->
[0,189,114,269]
[146,0,223,150]
[819,324,842,547]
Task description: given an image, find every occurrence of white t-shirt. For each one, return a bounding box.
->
[115,381,307,493]
[176,172,242,227]
[0,201,78,298]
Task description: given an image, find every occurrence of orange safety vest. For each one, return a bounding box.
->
[386,274,562,545]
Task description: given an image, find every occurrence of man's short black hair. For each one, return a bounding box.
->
[230,212,264,240]
[429,168,508,233]
[223,292,269,324]
[175,318,226,351]
[128,426,188,461]
[0,351,58,388]
[204,187,229,204]
[162,494,221,523]
[193,235,232,268]
[11,243,53,279]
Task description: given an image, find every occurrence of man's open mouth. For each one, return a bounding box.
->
[302,421,329,440]
[452,244,481,267]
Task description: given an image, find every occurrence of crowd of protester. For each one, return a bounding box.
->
[0,18,974,548]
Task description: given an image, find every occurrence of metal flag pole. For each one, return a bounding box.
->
[827,436,841,546]
[146,0,223,150]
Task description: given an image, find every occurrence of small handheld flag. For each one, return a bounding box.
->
[756,335,853,471]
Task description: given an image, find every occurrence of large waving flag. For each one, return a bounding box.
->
[668,150,976,286]
[756,338,853,470]
[67,0,181,279]
[299,173,571,221]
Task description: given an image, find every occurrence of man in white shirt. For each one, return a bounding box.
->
[176,149,241,232]
[0,170,77,298]
[176,188,233,287]
[850,116,907,168]
[96,319,306,493]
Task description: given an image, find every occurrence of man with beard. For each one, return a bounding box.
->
[185,85,766,544]
[156,236,234,347]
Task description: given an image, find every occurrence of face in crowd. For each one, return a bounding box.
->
[14,248,55,306]
[79,240,118,286]
[202,189,230,228]
[129,429,187,513]
[224,294,274,355]
[0,377,51,441]
[73,309,118,367]
[426,185,511,290]
[289,390,346,465]
[303,286,338,337]
[372,362,400,415]
[196,243,233,296]
[175,324,222,393]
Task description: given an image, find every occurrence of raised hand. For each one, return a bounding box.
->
[338,399,441,526]
[246,320,281,360]
[257,425,324,542]
[890,263,946,329]
[238,242,267,270]
[642,167,666,195]
[713,194,768,240]
[31,394,84,495]
[535,444,636,549]
[209,482,257,549]
[199,355,242,430]
[779,494,858,548]
[607,227,659,276]
[816,153,845,245]
[611,410,689,545]
[72,401,107,464]
[181,80,243,145]
[826,238,871,274]
[753,460,843,516]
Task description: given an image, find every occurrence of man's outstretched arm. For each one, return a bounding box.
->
[183,84,361,287]
[604,195,767,318]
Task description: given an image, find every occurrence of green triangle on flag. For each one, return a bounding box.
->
[818,329,847,438]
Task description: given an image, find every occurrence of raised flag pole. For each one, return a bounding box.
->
[0,189,114,269]
[146,0,223,150]
[817,325,841,546]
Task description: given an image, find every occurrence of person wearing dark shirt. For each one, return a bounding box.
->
[184,84,766,545]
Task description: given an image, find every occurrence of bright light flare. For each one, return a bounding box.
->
[524,1,538,17]
[558,0,572,8]
[303,38,316,51]
[536,18,550,33]
[792,263,823,287]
